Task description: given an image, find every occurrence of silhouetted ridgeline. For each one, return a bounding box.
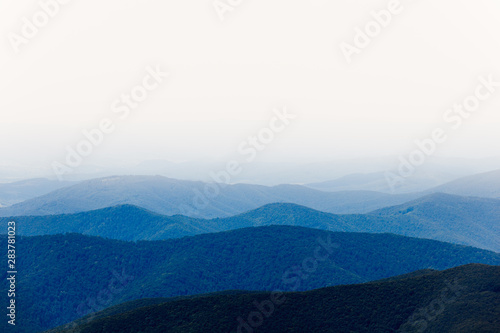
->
[52,264,500,333]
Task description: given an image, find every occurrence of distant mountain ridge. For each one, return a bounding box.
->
[306,170,451,193]
[0,178,76,207]
[307,168,500,197]
[426,169,500,198]
[2,169,499,218]
[0,175,421,218]
[3,192,499,251]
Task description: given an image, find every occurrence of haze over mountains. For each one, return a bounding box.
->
[1,169,499,219]
[307,168,500,196]
[4,156,499,186]
[0,178,76,207]
[0,168,498,332]
[0,175,421,218]
[306,170,449,193]
[4,227,499,333]
[427,169,500,198]
[4,1,500,330]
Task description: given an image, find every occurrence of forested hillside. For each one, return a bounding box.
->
[3,226,499,332]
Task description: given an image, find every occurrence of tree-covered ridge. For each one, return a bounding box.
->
[53,264,500,333]
[2,226,499,332]
[2,192,499,251]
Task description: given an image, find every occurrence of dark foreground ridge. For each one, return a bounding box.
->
[52,264,500,333]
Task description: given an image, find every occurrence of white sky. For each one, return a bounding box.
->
[0,0,499,171]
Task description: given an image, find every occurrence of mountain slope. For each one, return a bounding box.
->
[3,226,499,332]
[47,290,261,333]
[50,269,442,332]
[0,204,216,240]
[306,170,453,193]
[0,175,420,218]
[52,264,500,333]
[368,193,500,251]
[427,169,500,198]
[0,178,76,207]
[4,193,500,251]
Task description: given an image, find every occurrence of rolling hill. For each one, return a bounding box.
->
[3,226,499,332]
[427,169,500,198]
[0,204,215,241]
[368,192,500,251]
[51,264,500,333]
[3,192,499,251]
[0,175,421,218]
[0,178,76,207]
[49,269,443,333]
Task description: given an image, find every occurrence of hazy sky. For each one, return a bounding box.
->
[1,0,499,174]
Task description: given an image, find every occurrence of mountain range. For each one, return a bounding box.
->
[0,169,498,332]
[307,168,500,196]
[4,226,499,332]
[1,169,498,218]
[0,175,420,218]
[3,192,499,251]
